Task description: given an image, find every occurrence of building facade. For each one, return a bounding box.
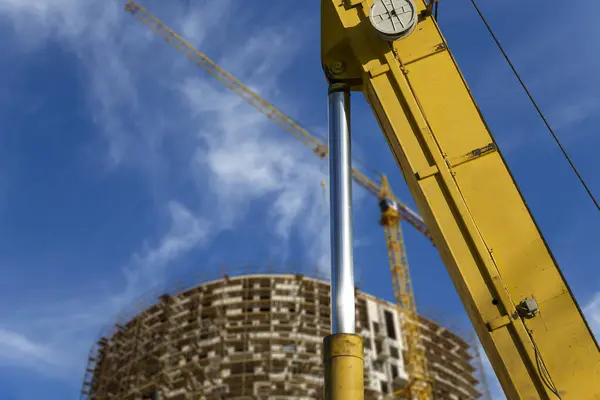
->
[81,273,480,399]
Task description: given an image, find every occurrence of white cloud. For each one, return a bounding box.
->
[1,0,335,274]
[3,0,333,240]
[0,328,58,366]
[0,200,210,379]
[0,0,118,48]
[0,0,366,384]
[179,0,232,49]
[183,76,332,270]
[120,200,210,302]
[584,292,600,340]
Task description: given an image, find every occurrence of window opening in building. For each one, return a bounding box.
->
[384,310,397,339]
[391,364,398,379]
[381,380,389,394]
[141,390,158,400]
[390,346,399,359]
[374,361,383,372]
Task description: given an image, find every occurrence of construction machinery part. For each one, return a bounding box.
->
[328,83,357,335]
[321,0,600,398]
[323,333,365,400]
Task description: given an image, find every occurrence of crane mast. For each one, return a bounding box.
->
[125,2,434,398]
[321,0,600,399]
[379,175,432,399]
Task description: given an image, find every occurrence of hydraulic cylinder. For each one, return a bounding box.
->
[325,82,364,400]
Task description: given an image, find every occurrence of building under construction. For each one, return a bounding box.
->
[81,270,481,399]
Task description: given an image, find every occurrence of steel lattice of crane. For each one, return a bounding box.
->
[125,2,433,398]
[379,175,433,400]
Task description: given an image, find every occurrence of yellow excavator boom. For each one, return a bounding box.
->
[321,0,600,398]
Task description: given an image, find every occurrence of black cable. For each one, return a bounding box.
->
[468,0,600,212]
[525,324,562,399]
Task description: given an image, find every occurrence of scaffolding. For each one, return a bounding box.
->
[80,266,479,400]
[81,267,332,399]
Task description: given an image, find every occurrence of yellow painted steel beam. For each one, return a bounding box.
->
[321,0,600,398]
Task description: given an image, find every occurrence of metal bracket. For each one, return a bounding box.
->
[422,0,440,18]
[416,165,439,181]
[345,0,364,7]
[367,63,390,78]
[416,143,497,181]
[435,42,447,51]
[487,315,511,332]
[516,298,539,319]
[448,142,497,169]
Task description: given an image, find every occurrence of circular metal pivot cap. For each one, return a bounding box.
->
[369,0,417,41]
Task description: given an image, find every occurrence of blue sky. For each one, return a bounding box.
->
[0,0,599,399]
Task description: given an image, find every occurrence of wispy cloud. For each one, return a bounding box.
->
[0,200,209,379]
[0,329,59,367]
[116,200,210,308]
[179,0,232,49]
[584,292,600,340]
[0,0,336,383]
[183,76,332,269]
[2,0,333,272]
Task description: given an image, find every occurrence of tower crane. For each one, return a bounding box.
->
[125,1,435,398]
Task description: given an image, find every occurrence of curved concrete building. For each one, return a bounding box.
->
[81,272,481,399]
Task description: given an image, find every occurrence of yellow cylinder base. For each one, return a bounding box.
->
[323,333,364,400]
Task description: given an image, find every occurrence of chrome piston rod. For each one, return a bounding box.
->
[328,83,356,334]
